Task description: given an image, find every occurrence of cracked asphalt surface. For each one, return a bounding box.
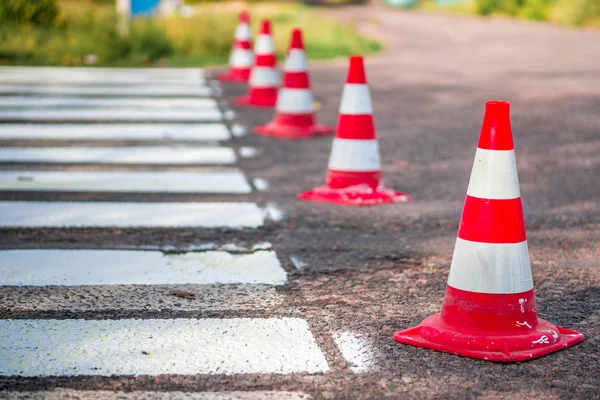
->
[1,3,599,399]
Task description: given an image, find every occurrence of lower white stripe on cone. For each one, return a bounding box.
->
[0,108,223,122]
[0,96,217,108]
[0,84,213,97]
[448,238,533,294]
[1,391,311,400]
[250,67,279,87]
[284,49,308,72]
[339,84,373,115]
[328,139,380,172]
[0,250,287,285]
[276,89,314,113]
[231,49,254,67]
[0,123,232,142]
[0,202,265,228]
[0,170,251,194]
[467,148,520,200]
[0,318,330,376]
[255,34,275,55]
[0,146,236,165]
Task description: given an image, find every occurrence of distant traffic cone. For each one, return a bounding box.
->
[255,29,333,139]
[217,11,253,83]
[234,19,279,107]
[297,56,408,206]
[394,101,584,362]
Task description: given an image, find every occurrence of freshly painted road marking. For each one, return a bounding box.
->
[0,108,223,122]
[0,84,213,97]
[0,250,287,286]
[0,96,218,108]
[0,318,330,376]
[0,202,266,228]
[0,170,252,193]
[0,284,283,313]
[0,123,233,142]
[0,146,237,165]
[0,391,311,400]
[333,331,375,373]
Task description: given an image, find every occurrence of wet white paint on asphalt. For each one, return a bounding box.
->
[0,84,213,97]
[333,331,375,373]
[0,108,223,122]
[0,123,233,142]
[0,318,330,376]
[0,390,311,399]
[0,250,287,286]
[0,146,237,165]
[0,96,218,108]
[0,202,266,228]
[0,170,252,193]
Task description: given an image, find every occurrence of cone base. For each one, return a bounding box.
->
[234,95,277,108]
[394,313,584,362]
[217,69,251,83]
[297,184,409,206]
[254,120,333,139]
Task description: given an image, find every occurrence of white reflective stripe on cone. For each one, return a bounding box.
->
[284,49,308,72]
[328,139,380,172]
[466,148,520,200]
[231,49,254,67]
[255,34,275,55]
[339,84,373,115]
[235,24,251,40]
[448,238,533,294]
[250,67,279,87]
[276,89,314,113]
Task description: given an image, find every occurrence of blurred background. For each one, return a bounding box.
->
[1,0,598,68]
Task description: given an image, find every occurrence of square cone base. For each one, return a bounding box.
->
[394,313,584,362]
[255,121,333,140]
[297,184,409,206]
[234,95,277,108]
[217,69,250,83]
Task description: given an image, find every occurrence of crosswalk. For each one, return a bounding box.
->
[0,67,371,396]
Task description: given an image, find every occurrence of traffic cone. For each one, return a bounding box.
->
[217,11,253,83]
[254,29,333,139]
[297,56,409,206]
[234,19,279,107]
[394,101,584,362]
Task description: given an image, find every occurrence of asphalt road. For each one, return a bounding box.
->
[1,4,599,400]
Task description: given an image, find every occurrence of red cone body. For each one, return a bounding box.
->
[255,29,332,139]
[297,56,409,206]
[217,11,253,83]
[394,101,584,362]
[234,20,279,107]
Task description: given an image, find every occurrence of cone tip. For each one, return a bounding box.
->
[239,11,250,23]
[346,56,366,84]
[478,100,514,151]
[290,28,304,49]
[260,19,272,35]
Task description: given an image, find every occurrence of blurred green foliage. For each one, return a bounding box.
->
[0,0,60,27]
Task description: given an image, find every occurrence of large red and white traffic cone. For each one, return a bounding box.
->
[255,28,332,139]
[297,56,409,206]
[394,101,584,362]
[234,19,279,107]
[217,11,253,83]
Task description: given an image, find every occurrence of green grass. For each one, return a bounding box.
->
[0,0,381,67]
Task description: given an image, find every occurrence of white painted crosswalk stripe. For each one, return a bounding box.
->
[0,123,235,142]
[0,201,266,228]
[0,84,213,97]
[1,391,311,400]
[0,318,330,376]
[0,96,218,108]
[0,170,252,193]
[0,249,287,286]
[0,108,224,122]
[0,66,205,82]
[0,146,237,165]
